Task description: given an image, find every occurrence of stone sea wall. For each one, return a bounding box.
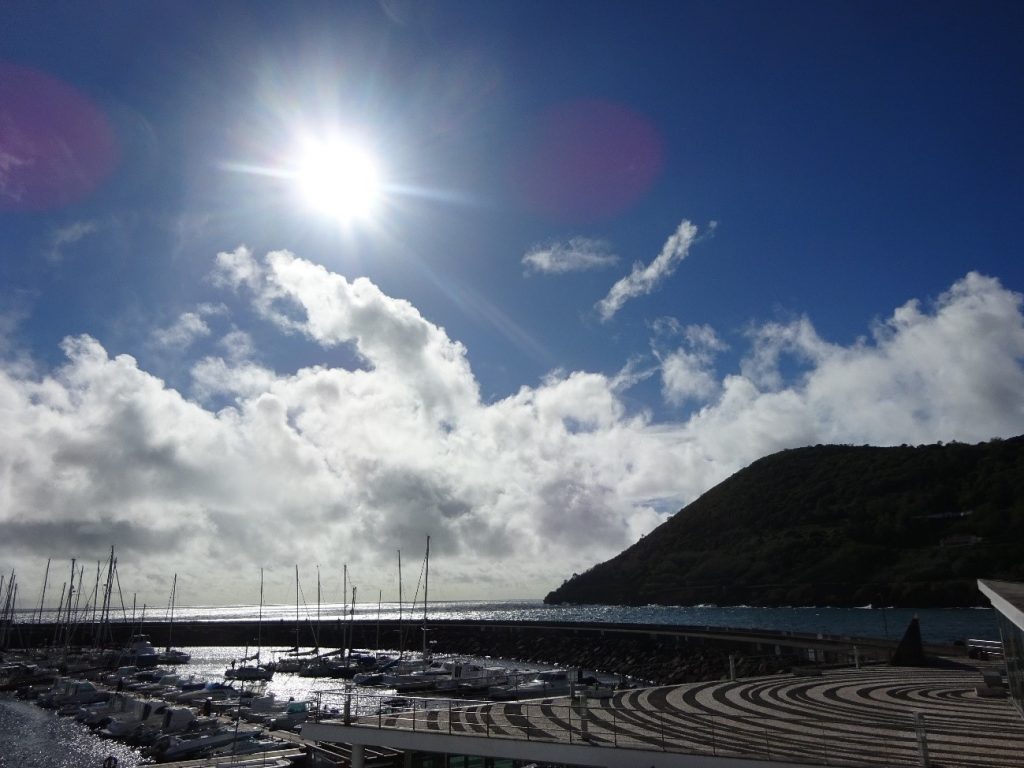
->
[8,619,895,685]
[419,623,801,684]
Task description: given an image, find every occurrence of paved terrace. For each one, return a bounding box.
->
[305,663,1024,767]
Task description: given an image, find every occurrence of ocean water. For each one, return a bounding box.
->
[0,697,145,768]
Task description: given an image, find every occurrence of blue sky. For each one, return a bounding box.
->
[2,1,1022,606]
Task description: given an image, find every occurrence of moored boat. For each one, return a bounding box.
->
[489,668,572,700]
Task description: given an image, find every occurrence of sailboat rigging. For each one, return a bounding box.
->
[159,573,190,664]
[225,568,274,680]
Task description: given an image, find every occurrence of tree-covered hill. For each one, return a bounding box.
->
[544,437,1024,608]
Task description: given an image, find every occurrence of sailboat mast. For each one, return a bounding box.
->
[423,535,430,658]
[349,584,356,660]
[341,564,347,666]
[90,561,101,629]
[36,558,50,626]
[51,582,66,647]
[376,590,382,651]
[64,558,76,645]
[100,548,116,646]
[397,550,403,655]
[294,565,300,651]
[257,567,264,657]
[71,564,85,633]
[168,573,177,651]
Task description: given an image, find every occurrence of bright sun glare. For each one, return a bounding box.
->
[294,137,383,223]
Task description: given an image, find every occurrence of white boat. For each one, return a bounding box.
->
[489,669,572,700]
[102,666,138,687]
[123,634,160,668]
[123,668,174,691]
[158,648,192,664]
[237,693,289,723]
[170,680,236,703]
[146,724,263,761]
[98,696,161,739]
[133,704,196,746]
[225,659,276,681]
[38,678,109,709]
[354,655,430,685]
[434,663,510,693]
[131,673,180,697]
[272,654,309,673]
[78,691,153,729]
[266,699,315,731]
[75,694,126,727]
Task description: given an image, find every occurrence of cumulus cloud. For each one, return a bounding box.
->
[1,258,1022,606]
[661,351,720,406]
[151,311,212,349]
[653,320,728,406]
[190,357,277,401]
[522,236,618,275]
[217,247,480,422]
[597,219,700,321]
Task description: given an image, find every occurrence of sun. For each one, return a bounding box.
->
[293,136,384,223]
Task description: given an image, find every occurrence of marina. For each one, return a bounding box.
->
[0,595,1016,767]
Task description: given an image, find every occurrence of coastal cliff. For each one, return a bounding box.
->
[545,437,1024,608]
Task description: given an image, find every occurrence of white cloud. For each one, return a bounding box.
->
[0,259,1022,606]
[687,272,1024,449]
[522,237,618,275]
[661,350,719,405]
[654,321,728,406]
[0,149,31,205]
[219,329,256,362]
[597,220,700,321]
[151,311,211,349]
[224,248,480,422]
[48,220,98,262]
[190,357,277,401]
[212,245,263,292]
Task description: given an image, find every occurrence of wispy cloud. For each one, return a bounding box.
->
[48,220,98,262]
[0,150,30,206]
[523,236,619,275]
[596,220,700,322]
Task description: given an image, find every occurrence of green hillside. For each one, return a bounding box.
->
[544,437,1024,608]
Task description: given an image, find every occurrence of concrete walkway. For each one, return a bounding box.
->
[326,663,1024,767]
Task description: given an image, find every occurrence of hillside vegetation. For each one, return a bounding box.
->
[544,437,1024,608]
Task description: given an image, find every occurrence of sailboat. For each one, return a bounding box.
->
[274,565,316,673]
[159,574,191,664]
[225,569,275,681]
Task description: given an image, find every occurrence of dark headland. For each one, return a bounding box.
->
[545,436,1024,608]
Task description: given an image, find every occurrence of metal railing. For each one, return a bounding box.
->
[966,638,1004,659]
